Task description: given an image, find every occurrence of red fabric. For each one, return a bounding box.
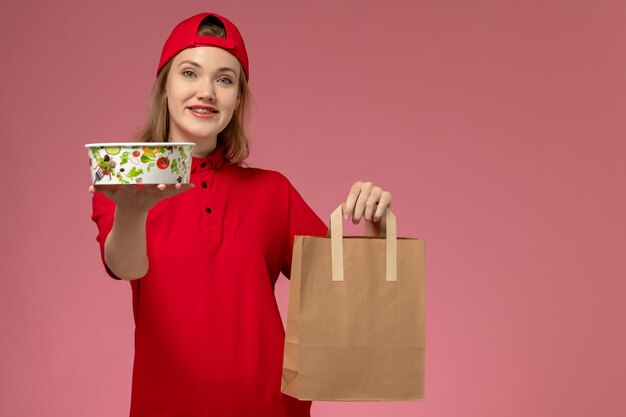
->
[91,146,327,416]
[157,13,250,80]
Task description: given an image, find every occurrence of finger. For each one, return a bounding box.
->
[373,191,392,222]
[364,186,382,221]
[352,182,373,224]
[155,183,194,200]
[167,183,194,195]
[344,182,362,220]
[92,184,118,200]
[88,185,96,194]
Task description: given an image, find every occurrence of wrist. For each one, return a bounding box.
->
[114,205,149,223]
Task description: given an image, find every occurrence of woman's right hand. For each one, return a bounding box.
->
[89,183,194,214]
[89,183,194,280]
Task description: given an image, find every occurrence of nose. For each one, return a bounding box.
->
[197,78,215,101]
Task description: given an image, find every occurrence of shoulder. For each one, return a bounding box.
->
[224,165,305,220]
[227,164,292,188]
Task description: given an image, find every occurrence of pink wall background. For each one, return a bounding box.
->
[1,0,625,416]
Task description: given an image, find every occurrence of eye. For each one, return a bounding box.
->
[217,77,233,84]
[182,70,196,78]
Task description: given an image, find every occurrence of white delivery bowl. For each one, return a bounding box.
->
[85,142,195,185]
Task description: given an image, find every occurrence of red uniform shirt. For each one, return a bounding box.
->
[91,147,328,417]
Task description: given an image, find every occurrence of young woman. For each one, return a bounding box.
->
[90,12,392,417]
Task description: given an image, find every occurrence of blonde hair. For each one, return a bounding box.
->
[135,16,251,165]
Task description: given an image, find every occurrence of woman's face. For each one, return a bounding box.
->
[165,46,241,149]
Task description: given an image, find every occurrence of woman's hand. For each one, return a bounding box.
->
[88,183,194,280]
[343,181,392,236]
[89,183,194,214]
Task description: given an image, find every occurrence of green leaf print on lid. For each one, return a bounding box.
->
[127,167,143,179]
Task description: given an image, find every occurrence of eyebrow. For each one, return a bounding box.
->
[178,60,238,75]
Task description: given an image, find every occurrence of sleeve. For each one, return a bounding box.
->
[90,192,122,280]
[280,180,329,279]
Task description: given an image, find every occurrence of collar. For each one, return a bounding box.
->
[191,146,226,173]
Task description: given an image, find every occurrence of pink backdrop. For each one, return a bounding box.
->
[1,0,625,416]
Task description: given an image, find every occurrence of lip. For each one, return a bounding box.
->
[187,105,219,119]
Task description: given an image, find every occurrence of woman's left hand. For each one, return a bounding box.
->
[343,181,392,225]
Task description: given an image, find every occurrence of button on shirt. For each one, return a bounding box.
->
[91,146,328,417]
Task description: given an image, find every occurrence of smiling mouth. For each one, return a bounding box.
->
[189,108,218,114]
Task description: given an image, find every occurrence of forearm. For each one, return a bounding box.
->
[104,206,150,280]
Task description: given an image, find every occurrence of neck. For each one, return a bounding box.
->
[170,136,217,158]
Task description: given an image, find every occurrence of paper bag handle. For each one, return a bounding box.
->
[329,204,397,282]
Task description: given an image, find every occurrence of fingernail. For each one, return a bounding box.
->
[344,214,350,220]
